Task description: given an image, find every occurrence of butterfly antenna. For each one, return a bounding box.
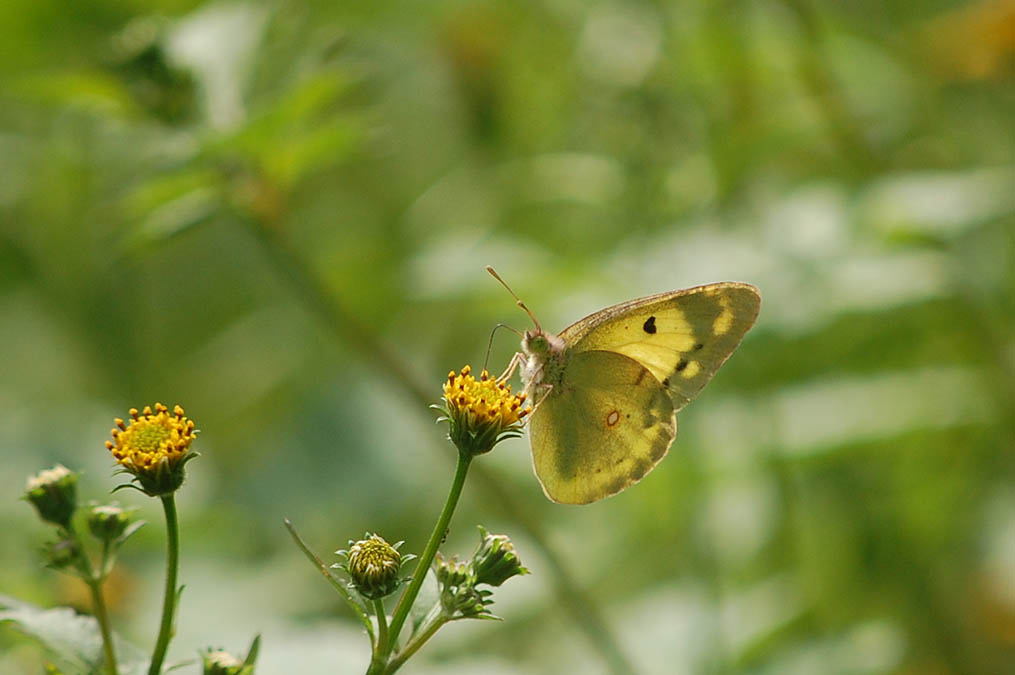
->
[486,266,542,331]
[483,323,522,373]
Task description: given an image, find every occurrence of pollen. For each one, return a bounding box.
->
[106,403,196,473]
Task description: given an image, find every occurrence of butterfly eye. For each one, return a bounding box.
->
[525,334,549,354]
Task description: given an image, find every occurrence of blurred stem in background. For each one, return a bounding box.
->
[244,214,637,674]
[69,522,119,675]
[87,578,119,675]
[779,0,881,171]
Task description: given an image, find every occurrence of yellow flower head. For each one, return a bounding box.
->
[106,403,198,496]
[440,365,529,456]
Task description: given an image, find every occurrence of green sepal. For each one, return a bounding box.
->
[242,634,261,668]
[113,452,200,497]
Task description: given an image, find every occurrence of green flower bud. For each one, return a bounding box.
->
[87,503,133,543]
[470,526,529,587]
[435,552,474,588]
[201,648,252,675]
[44,537,81,570]
[339,534,405,600]
[435,553,494,619]
[24,465,78,528]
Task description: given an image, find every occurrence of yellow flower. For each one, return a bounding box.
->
[106,403,198,496]
[439,365,529,456]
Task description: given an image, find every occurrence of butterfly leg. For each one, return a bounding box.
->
[528,382,554,415]
[497,351,526,383]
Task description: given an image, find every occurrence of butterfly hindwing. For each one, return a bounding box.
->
[529,350,676,504]
[558,283,760,410]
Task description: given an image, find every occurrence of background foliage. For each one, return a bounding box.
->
[1,0,1012,673]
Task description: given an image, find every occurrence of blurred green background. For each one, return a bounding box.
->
[1,0,1012,673]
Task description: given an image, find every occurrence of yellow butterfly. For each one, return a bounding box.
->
[490,268,761,504]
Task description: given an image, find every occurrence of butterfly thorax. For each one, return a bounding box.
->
[520,329,567,395]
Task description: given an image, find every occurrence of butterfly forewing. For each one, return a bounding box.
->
[558,282,760,411]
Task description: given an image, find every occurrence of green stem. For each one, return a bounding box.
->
[88,579,119,675]
[372,598,389,667]
[66,523,118,675]
[148,495,180,675]
[385,451,472,655]
[374,599,389,654]
[384,615,447,674]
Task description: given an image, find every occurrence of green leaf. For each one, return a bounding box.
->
[0,594,148,675]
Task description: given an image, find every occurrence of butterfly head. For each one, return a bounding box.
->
[521,328,565,359]
[519,327,566,391]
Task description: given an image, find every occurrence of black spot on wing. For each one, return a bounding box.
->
[676,359,688,372]
[643,316,657,334]
[694,343,704,351]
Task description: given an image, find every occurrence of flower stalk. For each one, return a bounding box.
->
[148,495,180,675]
[371,598,389,672]
[86,574,119,675]
[384,448,473,663]
[67,520,120,675]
